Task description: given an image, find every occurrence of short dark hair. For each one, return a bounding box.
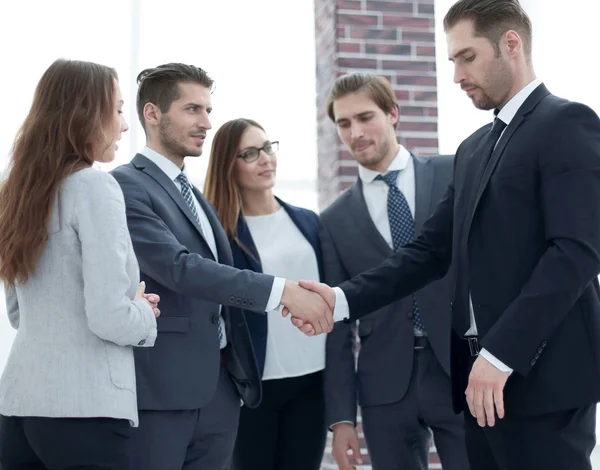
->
[326,73,399,128]
[443,0,532,59]
[136,63,214,131]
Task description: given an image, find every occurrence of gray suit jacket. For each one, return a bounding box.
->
[321,154,454,426]
[111,155,273,411]
[0,168,157,426]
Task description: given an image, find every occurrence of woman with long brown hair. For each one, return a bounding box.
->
[0,59,159,469]
[204,118,327,470]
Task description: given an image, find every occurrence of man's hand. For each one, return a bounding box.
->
[331,423,363,470]
[289,281,337,336]
[466,354,510,427]
[280,281,333,334]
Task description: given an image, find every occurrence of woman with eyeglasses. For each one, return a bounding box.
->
[204,118,327,470]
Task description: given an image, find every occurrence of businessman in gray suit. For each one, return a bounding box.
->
[111,63,332,470]
[320,73,469,470]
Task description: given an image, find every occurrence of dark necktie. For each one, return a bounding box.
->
[376,171,425,333]
[479,117,507,174]
[175,172,224,344]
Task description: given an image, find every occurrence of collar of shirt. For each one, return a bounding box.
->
[358,144,412,184]
[496,78,543,126]
[141,146,194,188]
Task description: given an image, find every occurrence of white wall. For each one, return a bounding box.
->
[435,0,600,154]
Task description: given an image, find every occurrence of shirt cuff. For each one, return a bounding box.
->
[265,277,286,313]
[332,287,350,322]
[330,420,355,429]
[480,348,513,375]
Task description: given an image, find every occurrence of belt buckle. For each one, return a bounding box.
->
[467,337,480,357]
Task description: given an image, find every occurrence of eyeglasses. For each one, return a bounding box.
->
[236,141,279,163]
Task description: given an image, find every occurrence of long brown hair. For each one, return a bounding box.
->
[204,118,264,241]
[0,59,117,285]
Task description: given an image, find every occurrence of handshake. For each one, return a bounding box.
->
[279,280,336,335]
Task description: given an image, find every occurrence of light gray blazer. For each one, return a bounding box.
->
[0,168,157,426]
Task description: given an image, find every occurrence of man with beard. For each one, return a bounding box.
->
[299,0,600,468]
[320,73,469,470]
[111,63,333,470]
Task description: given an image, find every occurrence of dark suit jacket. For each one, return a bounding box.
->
[111,154,275,411]
[339,84,600,416]
[230,197,324,376]
[321,154,454,426]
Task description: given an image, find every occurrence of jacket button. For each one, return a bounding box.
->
[534,353,540,359]
[407,312,413,319]
[241,299,248,307]
[138,339,146,346]
[212,314,220,324]
[530,359,536,366]
[235,299,241,305]
[229,296,235,302]
[538,347,543,353]
[541,341,547,347]
[249,300,254,307]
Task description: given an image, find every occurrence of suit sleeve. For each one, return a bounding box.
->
[4,284,19,330]
[339,179,455,320]
[481,102,600,376]
[112,170,274,313]
[321,219,359,427]
[75,171,157,347]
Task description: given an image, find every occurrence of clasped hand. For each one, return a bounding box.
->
[280,280,336,335]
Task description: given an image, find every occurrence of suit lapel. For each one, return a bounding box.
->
[235,215,263,273]
[132,154,206,240]
[413,155,433,234]
[192,187,234,266]
[349,181,392,257]
[465,84,551,235]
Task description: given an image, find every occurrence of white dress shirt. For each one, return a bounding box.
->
[141,147,286,348]
[245,208,326,380]
[332,78,544,373]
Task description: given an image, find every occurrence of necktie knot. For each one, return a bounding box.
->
[490,117,507,136]
[375,170,400,189]
[175,172,191,188]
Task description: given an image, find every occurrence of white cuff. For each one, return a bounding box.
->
[266,277,286,312]
[332,287,350,322]
[480,348,513,375]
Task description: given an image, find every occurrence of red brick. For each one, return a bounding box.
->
[411,90,438,102]
[338,57,378,69]
[364,28,398,40]
[338,0,363,10]
[382,60,435,72]
[382,14,433,28]
[404,137,439,147]
[398,121,438,132]
[418,3,435,15]
[416,46,436,57]
[395,75,437,86]
[365,1,413,13]
[402,30,435,43]
[394,89,410,101]
[338,13,379,26]
[365,43,411,55]
[400,106,428,116]
[339,42,362,53]
[427,107,438,116]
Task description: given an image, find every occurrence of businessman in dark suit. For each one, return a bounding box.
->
[319,73,468,470]
[299,1,600,469]
[111,63,332,470]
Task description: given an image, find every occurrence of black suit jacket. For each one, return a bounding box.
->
[111,154,274,411]
[230,197,324,376]
[321,154,454,426]
[339,84,600,416]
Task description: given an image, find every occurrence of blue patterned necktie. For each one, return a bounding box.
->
[376,171,425,333]
[175,172,224,344]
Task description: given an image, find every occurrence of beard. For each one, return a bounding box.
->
[353,137,392,168]
[471,57,514,110]
[158,115,202,159]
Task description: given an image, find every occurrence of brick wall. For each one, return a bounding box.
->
[314,1,441,468]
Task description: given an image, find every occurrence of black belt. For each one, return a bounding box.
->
[414,335,429,350]
[466,337,480,357]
